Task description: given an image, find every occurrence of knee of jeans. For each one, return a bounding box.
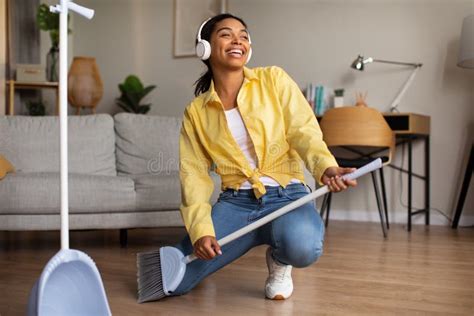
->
[279,241,323,268]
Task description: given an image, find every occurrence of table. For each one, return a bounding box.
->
[318,112,431,231]
[6,80,59,115]
[384,113,430,231]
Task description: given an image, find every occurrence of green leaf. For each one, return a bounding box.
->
[116,75,156,113]
[37,4,58,31]
[124,91,140,107]
[37,3,71,47]
[118,94,135,111]
[137,106,150,114]
[115,99,134,113]
[123,75,144,93]
[141,85,156,98]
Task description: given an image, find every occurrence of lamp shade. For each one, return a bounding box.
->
[68,57,103,108]
[351,55,365,70]
[458,14,474,69]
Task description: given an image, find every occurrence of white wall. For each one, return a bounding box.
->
[67,0,473,226]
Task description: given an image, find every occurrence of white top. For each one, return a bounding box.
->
[224,107,300,189]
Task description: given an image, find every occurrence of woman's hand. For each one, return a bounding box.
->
[321,166,358,192]
[193,235,222,260]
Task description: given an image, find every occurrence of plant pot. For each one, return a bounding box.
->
[46,46,59,82]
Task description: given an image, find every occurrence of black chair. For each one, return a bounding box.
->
[452,144,473,229]
[320,157,389,237]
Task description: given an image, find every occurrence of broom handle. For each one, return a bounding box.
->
[184,158,382,264]
[52,0,94,250]
[58,0,70,250]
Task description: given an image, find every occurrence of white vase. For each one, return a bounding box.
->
[334,96,344,108]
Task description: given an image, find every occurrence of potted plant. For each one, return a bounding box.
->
[37,3,71,82]
[26,100,46,116]
[116,75,156,114]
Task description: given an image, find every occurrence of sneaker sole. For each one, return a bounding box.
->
[266,294,288,300]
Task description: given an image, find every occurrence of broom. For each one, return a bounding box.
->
[137,158,383,303]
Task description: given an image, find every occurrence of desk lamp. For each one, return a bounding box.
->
[351,54,422,112]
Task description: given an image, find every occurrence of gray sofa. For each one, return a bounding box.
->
[0,113,221,242]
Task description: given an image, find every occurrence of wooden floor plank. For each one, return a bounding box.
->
[1,221,473,315]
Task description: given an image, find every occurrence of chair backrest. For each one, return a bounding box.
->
[320,107,395,164]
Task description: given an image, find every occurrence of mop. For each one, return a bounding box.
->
[26,1,111,315]
[137,158,383,303]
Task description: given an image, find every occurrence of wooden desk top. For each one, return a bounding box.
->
[317,112,430,136]
[382,112,430,136]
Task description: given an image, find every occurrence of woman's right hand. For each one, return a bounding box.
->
[193,235,222,260]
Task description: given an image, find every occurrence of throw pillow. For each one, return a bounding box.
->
[0,154,15,180]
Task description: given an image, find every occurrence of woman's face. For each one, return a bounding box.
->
[209,18,251,70]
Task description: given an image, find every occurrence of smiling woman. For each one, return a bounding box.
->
[209,20,252,72]
[193,14,252,98]
[139,13,357,303]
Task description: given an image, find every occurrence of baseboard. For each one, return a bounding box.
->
[322,208,474,227]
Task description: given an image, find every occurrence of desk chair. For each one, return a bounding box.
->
[319,107,395,237]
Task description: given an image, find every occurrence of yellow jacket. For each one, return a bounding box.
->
[179,66,337,244]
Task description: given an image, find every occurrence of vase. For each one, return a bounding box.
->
[334,96,344,108]
[68,57,104,115]
[46,46,59,82]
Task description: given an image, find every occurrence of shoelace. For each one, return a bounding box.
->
[271,262,291,282]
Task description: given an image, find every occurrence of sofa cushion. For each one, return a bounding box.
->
[132,171,221,211]
[114,113,181,176]
[0,172,135,215]
[0,114,116,176]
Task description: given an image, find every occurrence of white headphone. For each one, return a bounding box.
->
[195,17,252,64]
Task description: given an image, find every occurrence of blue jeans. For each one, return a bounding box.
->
[172,183,325,295]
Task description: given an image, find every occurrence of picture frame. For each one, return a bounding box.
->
[173,0,227,57]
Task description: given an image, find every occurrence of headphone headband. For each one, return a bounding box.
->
[196,17,212,42]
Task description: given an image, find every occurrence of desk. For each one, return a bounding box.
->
[384,113,430,231]
[6,80,59,115]
[318,112,431,231]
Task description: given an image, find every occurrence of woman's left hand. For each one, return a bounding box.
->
[321,166,358,192]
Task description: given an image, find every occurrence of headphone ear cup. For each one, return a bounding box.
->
[196,40,211,60]
[246,47,252,64]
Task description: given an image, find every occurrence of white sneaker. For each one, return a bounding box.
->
[265,247,293,300]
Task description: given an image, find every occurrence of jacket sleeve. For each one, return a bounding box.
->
[179,107,216,245]
[273,67,338,185]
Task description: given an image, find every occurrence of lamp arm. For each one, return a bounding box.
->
[389,66,421,113]
[372,59,423,68]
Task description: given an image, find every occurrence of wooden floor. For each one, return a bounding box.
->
[1,221,473,315]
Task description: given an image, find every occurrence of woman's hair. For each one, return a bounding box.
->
[194,13,248,96]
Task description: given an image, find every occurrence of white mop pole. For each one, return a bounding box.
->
[59,0,69,250]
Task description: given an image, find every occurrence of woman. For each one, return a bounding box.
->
[174,13,356,300]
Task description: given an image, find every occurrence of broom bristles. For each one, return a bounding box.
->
[137,249,167,303]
